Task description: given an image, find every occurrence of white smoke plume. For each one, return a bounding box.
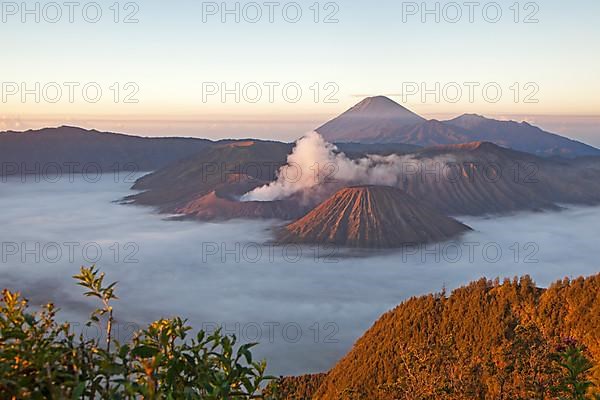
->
[241,131,455,202]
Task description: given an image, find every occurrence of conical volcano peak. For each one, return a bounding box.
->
[345,96,424,119]
[278,185,471,248]
[317,96,600,156]
[316,96,426,142]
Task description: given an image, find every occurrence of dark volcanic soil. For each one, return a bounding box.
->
[278,185,471,248]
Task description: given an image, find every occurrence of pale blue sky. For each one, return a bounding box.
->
[2,0,599,143]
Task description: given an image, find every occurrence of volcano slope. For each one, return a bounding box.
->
[174,173,308,221]
[401,141,600,215]
[317,96,600,157]
[128,139,600,220]
[277,274,600,400]
[278,186,471,248]
[128,140,293,214]
[127,140,425,221]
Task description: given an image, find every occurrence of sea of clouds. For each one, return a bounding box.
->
[0,175,599,375]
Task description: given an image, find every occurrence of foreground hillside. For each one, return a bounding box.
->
[280,274,600,400]
[2,266,599,399]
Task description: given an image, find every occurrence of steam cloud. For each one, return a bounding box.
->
[241,131,454,202]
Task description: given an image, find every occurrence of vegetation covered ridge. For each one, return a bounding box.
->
[1,268,600,399]
[278,274,600,400]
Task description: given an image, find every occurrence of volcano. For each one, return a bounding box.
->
[317,96,600,157]
[175,174,309,221]
[404,141,600,215]
[278,186,471,248]
[316,96,426,143]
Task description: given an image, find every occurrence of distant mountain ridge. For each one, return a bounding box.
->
[445,113,599,157]
[317,96,600,157]
[0,125,424,178]
[0,126,213,175]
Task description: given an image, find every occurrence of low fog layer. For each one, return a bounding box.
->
[1,175,599,375]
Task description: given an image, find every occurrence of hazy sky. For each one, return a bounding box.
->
[2,0,599,143]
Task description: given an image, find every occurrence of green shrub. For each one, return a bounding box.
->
[0,266,274,399]
[552,338,600,400]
